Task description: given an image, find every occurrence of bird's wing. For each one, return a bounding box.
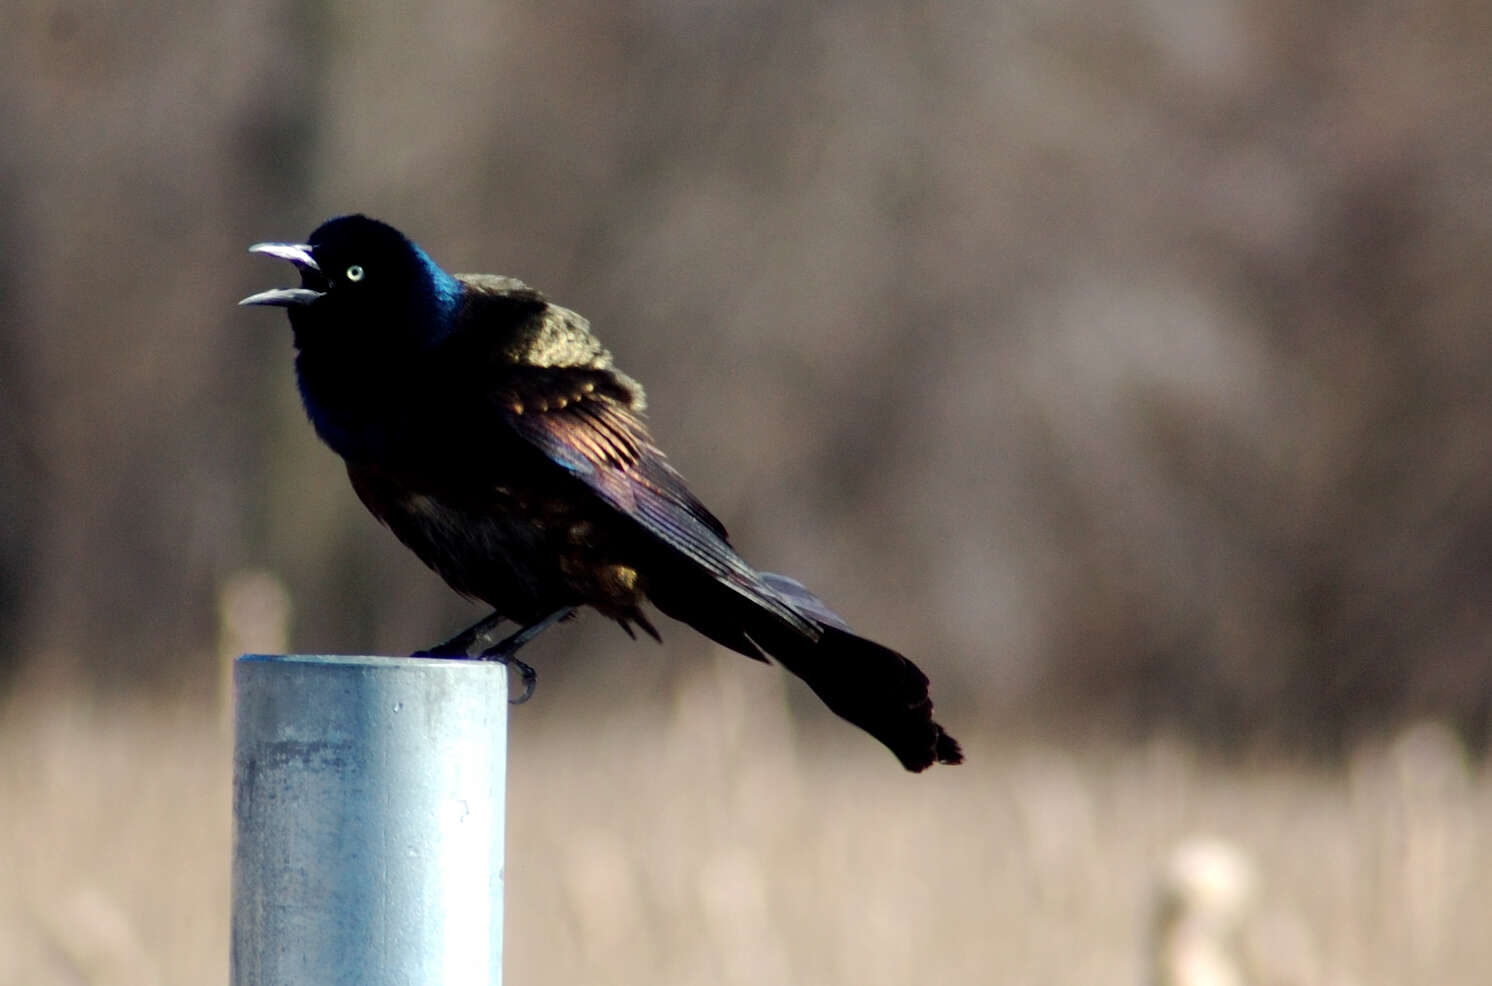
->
[493,367,816,636]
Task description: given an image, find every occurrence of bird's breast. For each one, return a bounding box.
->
[348,462,649,623]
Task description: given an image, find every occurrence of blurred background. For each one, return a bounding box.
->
[2,0,1490,983]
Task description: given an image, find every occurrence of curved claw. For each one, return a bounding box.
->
[513,663,537,704]
[471,646,538,703]
[505,656,539,704]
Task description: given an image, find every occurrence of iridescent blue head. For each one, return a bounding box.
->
[240,214,463,353]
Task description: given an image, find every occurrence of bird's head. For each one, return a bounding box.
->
[240,215,462,353]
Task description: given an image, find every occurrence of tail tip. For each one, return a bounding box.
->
[900,726,964,772]
[936,731,964,766]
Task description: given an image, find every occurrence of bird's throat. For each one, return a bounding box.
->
[294,347,420,465]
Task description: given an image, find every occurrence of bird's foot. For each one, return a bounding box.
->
[472,607,576,704]
[412,611,508,657]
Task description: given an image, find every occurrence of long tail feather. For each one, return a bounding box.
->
[650,567,962,771]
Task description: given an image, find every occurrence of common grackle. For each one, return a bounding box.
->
[241,215,961,771]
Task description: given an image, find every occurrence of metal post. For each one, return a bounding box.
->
[231,655,508,986]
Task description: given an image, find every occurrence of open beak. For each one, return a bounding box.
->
[239,242,325,307]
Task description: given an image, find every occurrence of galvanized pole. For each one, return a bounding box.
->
[231,655,508,986]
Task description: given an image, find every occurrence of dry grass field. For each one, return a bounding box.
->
[1,652,1487,986]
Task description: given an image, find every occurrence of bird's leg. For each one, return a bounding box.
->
[413,610,508,657]
[476,606,576,704]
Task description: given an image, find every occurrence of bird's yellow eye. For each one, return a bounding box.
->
[346,265,365,282]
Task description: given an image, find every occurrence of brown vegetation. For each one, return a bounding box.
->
[2,667,1488,985]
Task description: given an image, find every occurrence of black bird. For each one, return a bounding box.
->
[241,215,961,771]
